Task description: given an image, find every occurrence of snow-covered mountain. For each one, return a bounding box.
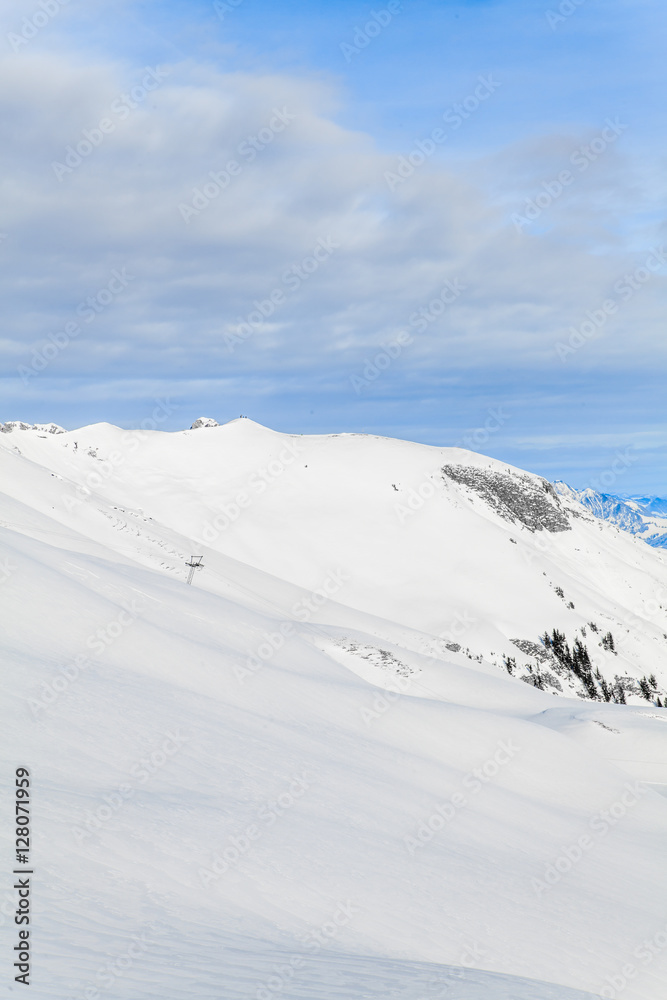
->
[2,418,667,999]
[630,495,667,519]
[555,482,667,549]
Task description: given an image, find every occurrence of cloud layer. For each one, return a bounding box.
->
[0,1,665,492]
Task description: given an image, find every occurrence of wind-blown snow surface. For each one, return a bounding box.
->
[1,419,667,999]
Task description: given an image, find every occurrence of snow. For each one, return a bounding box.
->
[190,417,220,429]
[1,418,667,998]
[0,421,65,435]
[555,481,667,550]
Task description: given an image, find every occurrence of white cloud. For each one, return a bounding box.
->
[1,48,665,396]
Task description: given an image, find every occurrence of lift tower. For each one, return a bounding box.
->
[185,555,204,586]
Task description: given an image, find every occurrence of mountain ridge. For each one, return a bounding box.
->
[555,481,667,549]
[2,418,666,706]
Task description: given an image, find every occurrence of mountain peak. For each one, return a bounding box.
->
[555,480,667,549]
[190,417,219,429]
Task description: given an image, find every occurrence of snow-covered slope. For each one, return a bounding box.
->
[4,417,667,704]
[555,482,667,550]
[1,418,667,999]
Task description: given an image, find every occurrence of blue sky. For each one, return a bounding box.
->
[1,0,666,492]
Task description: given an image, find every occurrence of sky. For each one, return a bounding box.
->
[0,0,666,493]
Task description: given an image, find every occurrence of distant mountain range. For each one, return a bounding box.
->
[554,482,667,548]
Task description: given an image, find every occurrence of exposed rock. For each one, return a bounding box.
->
[190,417,219,429]
[339,641,416,679]
[521,671,563,692]
[442,465,571,532]
[511,638,550,661]
[1,421,65,434]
